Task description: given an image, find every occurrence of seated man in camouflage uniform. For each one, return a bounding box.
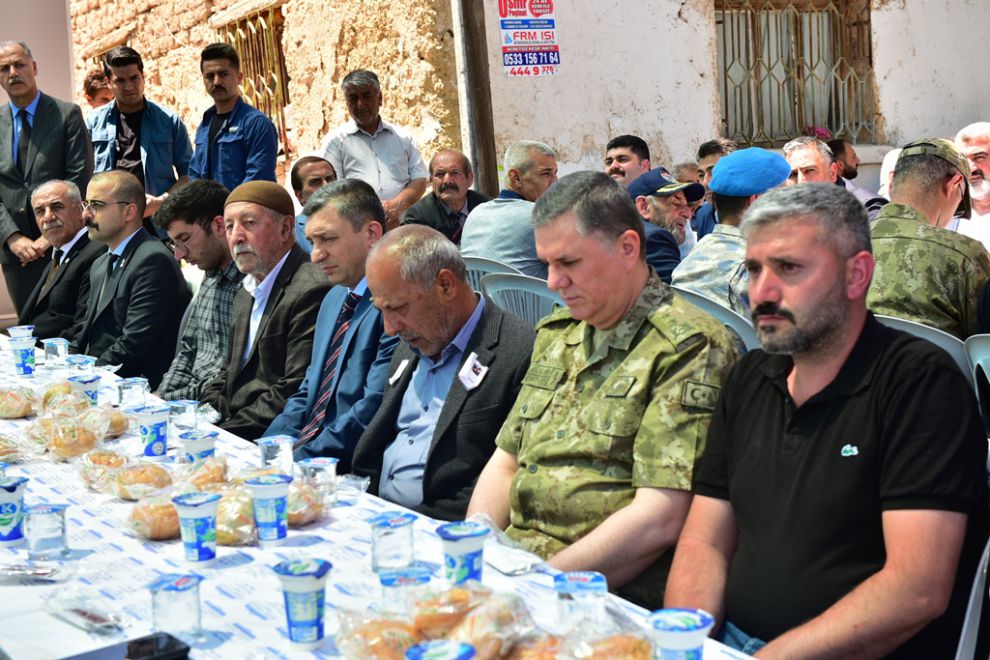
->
[672,147,791,315]
[868,139,990,339]
[468,171,739,609]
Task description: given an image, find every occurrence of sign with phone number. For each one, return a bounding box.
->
[499,0,560,77]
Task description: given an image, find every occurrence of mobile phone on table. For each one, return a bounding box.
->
[61,632,190,660]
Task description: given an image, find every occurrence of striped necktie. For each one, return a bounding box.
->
[295,290,362,448]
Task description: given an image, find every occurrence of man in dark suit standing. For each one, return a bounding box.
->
[266,179,398,469]
[70,171,189,388]
[0,41,93,311]
[351,225,535,521]
[402,150,490,245]
[18,179,103,339]
[200,181,331,440]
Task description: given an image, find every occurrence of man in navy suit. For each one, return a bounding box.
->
[266,178,398,469]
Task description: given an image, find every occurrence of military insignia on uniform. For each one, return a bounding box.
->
[681,381,719,411]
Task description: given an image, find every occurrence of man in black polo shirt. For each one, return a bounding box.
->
[665,183,989,658]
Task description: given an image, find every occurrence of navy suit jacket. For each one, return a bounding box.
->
[643,220,681,284]
[268,285,398,471]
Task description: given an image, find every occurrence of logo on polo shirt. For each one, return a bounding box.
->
[840,444,859,457]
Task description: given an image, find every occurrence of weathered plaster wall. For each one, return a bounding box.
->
[67,0,461,166]
[871,0,990,146]
[482,0,722,178]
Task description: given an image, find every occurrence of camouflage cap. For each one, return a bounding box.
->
[898,138,971,218]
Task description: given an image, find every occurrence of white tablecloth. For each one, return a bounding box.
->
[0,351,751,659]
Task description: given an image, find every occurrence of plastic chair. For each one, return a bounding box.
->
[670,285,761,352]
[480,273,565,326]
[874,315,974,389]
[463,256,521,293]
[954,535,990,660]
[964,334,990,434]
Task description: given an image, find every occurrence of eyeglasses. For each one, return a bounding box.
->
[164,224,204,252]
[81,199,132,214]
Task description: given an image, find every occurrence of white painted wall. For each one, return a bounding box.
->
[483,1,722,180]
[0,0,75,101]
[871,0,990,147]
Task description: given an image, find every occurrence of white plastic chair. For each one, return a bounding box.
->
[964,334,990,433]
[670,285,761,352]
[480,273,565,326]
[875,315,974,389]
[462,256,521,293]
[954,535,990,660]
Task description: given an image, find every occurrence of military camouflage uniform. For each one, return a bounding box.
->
[671,224,750,315]
[869,203,990,339]
[496,273,739,608]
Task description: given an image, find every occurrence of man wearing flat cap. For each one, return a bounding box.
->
[868,138,990,339]
[627,168,706,282]
[672,148,791,315]
[200,180,332,439]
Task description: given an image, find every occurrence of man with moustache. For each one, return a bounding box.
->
[87,46,192,223]
[70,171,189,388]
[199,181,330,439]
[155,179,244,401]
[955,122,990,250]
[289,155,336,254]
[666,184,989,658]
[267,179,398,467]
[627,168,706,282]
[0,40,92,311]
[402,149,490,245]
[18,179,103,339]
[604,135,651,188]
[188,43,277,190]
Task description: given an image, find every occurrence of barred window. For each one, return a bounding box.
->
[211,1,291,161]
[715,0,877,146]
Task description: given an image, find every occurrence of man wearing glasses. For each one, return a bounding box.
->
[70,170,190,388]
[154,179,243,400]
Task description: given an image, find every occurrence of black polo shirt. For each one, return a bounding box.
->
[695,313,989,658]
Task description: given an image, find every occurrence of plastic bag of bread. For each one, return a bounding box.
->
[79,405,129,439]
[79,448,128,487]
[447,593,534,659]
[412,582,493,639]
[130,493,180,540]
[0,434,21,462]
[506,632,563,660]
[110,463,172,500]
[0,386,34,419]
[287,479,324,527]
[561,633,653,659]
[336,609,423,660]
[176,455,227,490]
[40,381,88,414]
[202,483,256,546]
[229,466,284,484]
[47,415,106,461]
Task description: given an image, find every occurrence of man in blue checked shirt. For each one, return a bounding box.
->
[188,43,277,192]
[86,46,192,228]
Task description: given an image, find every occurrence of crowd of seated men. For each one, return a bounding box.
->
[3,34,988,657]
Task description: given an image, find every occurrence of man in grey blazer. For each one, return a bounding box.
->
[0,41,93,311]
[200,181,331,440]
[351,225,535,521]
[70,171,189,388]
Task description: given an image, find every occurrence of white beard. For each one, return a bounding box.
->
[971,175,990,202]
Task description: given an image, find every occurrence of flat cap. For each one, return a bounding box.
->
[225,180,295,217]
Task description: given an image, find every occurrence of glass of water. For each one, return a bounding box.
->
[24,503,69,559]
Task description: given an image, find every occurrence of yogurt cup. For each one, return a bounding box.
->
[179,430,218,463]
[258,435,295,474]
[405,640,477,659]
[379,565,432,617]
[0,476,29,545]
[172,492,221,566]
[436,520,489,585]
[272,558,332,651]
[648,608,715,659]
[68,374,101,406]
[7,325,34,338]
[134,405,170,457]
[246,474,293,545]
[9,337,36,376]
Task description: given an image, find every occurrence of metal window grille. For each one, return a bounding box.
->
[214,4,291,161]
[715,0,877,146]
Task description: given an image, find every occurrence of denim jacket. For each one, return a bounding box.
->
[188,97,277,191]
[86,99,193,196]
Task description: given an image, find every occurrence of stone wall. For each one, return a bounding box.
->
[67,0,461,173]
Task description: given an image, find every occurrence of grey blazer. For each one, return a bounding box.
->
[351,298,535,521]
[0,93,93,262]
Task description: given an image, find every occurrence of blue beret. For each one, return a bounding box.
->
[709,148,792,196]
